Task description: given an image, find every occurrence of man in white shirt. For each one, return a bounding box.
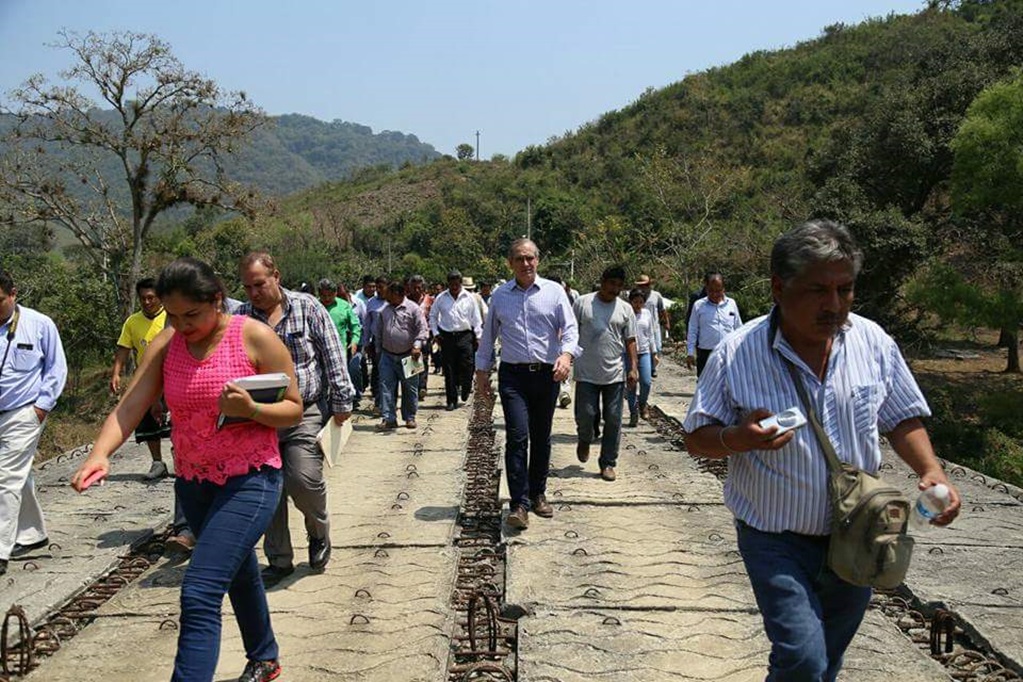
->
[430,271,483,411]
[686,272,742,376]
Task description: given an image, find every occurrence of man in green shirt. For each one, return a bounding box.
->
[318,279,362,408]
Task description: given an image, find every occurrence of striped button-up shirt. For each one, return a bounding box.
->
[475,276,579,371]
[237,289,355,414]
[682,309,930,535]
[373,298,428,355]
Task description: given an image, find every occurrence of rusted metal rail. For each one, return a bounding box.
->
[446,391,517,681]
[1,532,168,679]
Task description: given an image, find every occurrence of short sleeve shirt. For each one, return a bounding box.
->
[117,310,167,366]
[572,293,637,385]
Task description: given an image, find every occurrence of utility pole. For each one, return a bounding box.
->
[526,197,532,240]
[475,130,480,161]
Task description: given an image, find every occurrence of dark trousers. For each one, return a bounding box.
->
[498,363,558,511]
[173,467,282,681]
[574,381,625,468]
[696,347,713,377]
[440,329,474,404]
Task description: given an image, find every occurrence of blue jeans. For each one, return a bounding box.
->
[735,520,872,682]
[348,349,364,402]
[172,467,283,682]
[626,353,652,415]
[498,363,558,510]
[574,381,624,468]
[379,351,419,422]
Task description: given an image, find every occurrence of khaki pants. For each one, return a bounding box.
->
[0,405,48,560]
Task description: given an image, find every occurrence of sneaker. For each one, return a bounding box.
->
[144,460,169,480]
[530,494,554,518]
[601,466,617,482]
[629,412,639,427]
[165,530,196,554]
[260,564,295,588]
[237,659,281,682]
[506,506,529,530]
[558,392,571,408]
[11,537,49,556]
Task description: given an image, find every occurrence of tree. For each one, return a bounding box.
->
[0,30,267,318]
[946,70,1023,372]
[456,143,475,161]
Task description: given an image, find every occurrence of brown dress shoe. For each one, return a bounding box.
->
[506,506,529,529]
[601,466,617,482]
[640,404,650,420]
[406,419,417,429]
[530,494,554,518]
[576,442,590,463]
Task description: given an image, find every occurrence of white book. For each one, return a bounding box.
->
[401,355,425,379]
[216,372,290,429]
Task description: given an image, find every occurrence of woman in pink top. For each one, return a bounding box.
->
[72,258,302,682]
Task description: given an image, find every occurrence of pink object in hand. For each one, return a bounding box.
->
[81,470,106,490]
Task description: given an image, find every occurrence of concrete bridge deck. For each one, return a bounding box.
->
[1,359,1020,681]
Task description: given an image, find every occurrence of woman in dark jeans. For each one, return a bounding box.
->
[72,257,302,682]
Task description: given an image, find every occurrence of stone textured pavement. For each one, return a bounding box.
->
[7,356,1023,681]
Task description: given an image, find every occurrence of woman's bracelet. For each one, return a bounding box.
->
[719,426,739,454]
[249,404,262,420]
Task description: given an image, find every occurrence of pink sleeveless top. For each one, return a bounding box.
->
[163,315,281,484]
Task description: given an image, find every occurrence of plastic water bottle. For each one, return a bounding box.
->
[911,484,951,530]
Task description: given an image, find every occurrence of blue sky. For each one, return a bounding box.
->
[1,0,926,158]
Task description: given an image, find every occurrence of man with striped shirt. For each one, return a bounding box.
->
[475,239,579,530]
[683,220,960,681]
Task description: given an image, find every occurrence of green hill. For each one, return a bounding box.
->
[200,1,1020,328]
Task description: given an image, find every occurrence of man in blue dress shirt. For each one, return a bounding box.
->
[0,269,67,576]
[683,220,961,681]
[475,239,580,530]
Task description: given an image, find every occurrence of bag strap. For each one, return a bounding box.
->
[782,357,845,475]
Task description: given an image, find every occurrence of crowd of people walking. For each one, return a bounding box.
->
[0,218,962,681]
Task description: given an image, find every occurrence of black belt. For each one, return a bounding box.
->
[439,328,472,335]
[502,362,553,372]
[384,348,413,356]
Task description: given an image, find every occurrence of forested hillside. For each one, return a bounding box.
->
[185,1,1020,328]
[0,111,439,198]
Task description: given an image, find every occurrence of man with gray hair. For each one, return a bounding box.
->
[476,238,579,530]
[682,220,961,680]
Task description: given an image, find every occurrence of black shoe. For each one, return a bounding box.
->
[237,659,281,682]
[461,390,471,402]
[446,402,456,411]
[0,559,7,576]
[309,536,331,571]
[260,564,294,588]
[11,537,48,556]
